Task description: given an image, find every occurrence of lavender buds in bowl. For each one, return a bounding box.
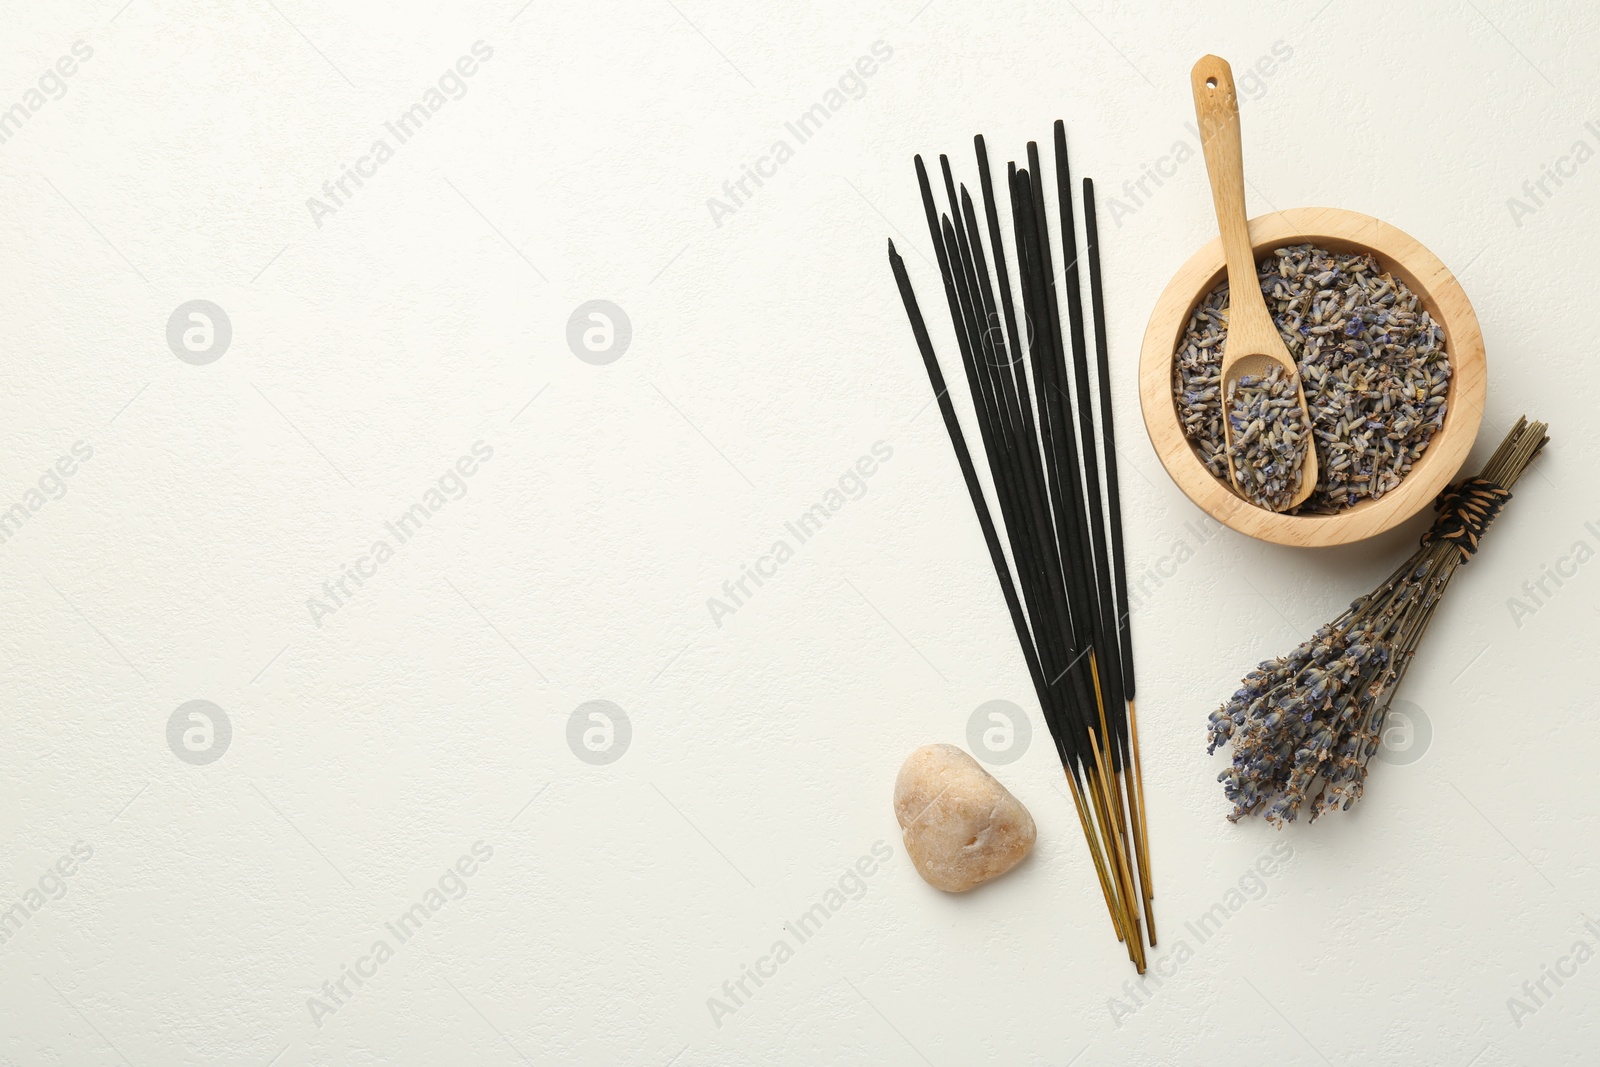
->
[1139,208,1487,547]
[1178,244,1451,516]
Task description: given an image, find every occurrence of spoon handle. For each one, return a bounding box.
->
[1191,55,1269,329]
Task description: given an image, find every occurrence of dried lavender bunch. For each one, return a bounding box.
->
[1208,418,1548,826]
[1224,364,1310,511]
[1174,244,1451,514]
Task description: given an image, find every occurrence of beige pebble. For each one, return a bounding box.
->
[894,743,1036,892]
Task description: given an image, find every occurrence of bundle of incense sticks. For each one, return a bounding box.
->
[887,122,1154,971]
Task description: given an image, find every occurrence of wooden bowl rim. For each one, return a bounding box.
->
[1137,206,1487,548]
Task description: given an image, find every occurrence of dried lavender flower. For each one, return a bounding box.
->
[1207,419,1548,826]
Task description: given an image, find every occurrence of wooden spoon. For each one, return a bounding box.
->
[1190,54,1317,511]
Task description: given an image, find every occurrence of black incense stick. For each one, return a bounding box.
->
[1083,178,1135,705]
[1083,175,1152,931]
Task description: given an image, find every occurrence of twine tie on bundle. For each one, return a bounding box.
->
[1422,477,1512,562]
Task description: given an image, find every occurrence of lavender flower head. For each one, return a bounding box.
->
[1209,620,1400,827]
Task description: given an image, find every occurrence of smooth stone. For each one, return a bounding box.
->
[894,743,1036,893]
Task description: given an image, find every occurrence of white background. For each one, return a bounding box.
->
[2,1,1597,1064]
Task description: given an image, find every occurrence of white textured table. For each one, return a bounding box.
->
[2,1,1596,1064]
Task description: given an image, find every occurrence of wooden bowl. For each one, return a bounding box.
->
[1138,206,1486,547]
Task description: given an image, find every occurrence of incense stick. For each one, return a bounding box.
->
[1084,177,1153,935]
